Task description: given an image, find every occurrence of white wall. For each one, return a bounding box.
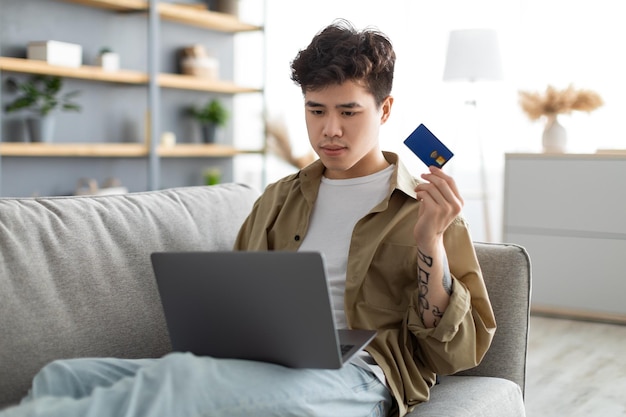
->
[236,0,626,242]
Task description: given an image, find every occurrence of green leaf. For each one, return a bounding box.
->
[189,98,229,126]
[4,75,81,115]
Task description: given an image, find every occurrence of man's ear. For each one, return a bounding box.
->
[380,96,394,124]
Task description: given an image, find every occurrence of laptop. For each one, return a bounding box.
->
[150,251,377,369]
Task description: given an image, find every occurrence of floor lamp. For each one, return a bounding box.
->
[443,29,503,242]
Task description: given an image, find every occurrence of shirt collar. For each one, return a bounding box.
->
[299,151,419,202]
[383,151,419,200]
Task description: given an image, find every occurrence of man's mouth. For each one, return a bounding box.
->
[320,145,346,156]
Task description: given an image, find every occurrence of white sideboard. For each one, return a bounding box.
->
[503,152,626,323]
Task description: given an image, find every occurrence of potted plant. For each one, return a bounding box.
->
[188,98,229,143]
[4,75,81,142]
[518,84,603,153]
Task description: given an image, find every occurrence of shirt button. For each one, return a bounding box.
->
[294,235,301,241]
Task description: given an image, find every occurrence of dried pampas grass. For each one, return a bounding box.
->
[265,118,316,170]
[518,85,603,120]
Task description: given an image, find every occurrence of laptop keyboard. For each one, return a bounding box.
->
[340,344,354,356]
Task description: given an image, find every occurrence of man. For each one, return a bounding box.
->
[0,20,494,417]
[233,19,495,416]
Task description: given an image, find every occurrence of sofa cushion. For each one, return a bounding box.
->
[408,376,526,416]
[0,184,259,408]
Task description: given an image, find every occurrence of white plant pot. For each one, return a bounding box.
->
[97,52,120,71]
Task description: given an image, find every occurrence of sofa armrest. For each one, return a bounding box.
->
[455,242,532,394]
[405,243,531,417]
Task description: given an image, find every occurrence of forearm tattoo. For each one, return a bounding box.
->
[417,248,449,327]
[417,248,433,267]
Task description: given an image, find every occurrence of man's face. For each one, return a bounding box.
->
[304,80,392,179]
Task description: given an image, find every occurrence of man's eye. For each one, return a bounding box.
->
[309,109,324,115]
[343,111,356,117]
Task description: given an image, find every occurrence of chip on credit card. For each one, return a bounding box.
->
[403,124,454,168]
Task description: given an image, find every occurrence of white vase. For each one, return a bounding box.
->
[542,115,567,153]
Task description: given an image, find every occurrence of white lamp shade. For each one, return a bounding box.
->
[443,29,503,82]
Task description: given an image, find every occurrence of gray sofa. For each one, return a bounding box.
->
[0,183,531,416]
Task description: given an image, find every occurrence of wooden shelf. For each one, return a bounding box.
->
[0,57,147,84]
[0,142,262,158]
[157,3,261,32]
[59,0,261,32]
[159,144,251,157]
[0,57,261,94]
[158,73,261,94]
[59,0,147,12]
[0,143,148,157]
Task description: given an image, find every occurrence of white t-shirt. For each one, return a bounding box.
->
[298,164,395,385]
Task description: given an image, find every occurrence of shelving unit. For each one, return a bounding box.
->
[0,0,266,196]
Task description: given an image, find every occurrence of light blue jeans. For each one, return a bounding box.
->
[1,352,393,417]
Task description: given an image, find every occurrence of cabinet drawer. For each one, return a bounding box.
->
[505,232,626,317]
[504,157,626,234]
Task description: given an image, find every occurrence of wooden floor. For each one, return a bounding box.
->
[525,315,626,417]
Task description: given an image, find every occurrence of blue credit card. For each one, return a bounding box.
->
[403,124,454,168]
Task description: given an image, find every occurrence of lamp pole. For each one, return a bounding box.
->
[443,29,503,243]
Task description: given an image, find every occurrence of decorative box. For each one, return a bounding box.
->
[27,40,82,68]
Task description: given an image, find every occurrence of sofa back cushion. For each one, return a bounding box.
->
[0,184,259,408]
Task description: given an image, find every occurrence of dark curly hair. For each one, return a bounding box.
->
[290,19,396,106]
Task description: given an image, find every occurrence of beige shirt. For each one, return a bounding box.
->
[233,152,496,417]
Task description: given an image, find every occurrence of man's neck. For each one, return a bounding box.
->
[323,151,390,179]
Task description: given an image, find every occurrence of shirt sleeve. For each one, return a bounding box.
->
[233,202,259,251]
[406,217,497,375]
[233,186,277,251]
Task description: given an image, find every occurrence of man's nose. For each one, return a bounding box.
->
[323,114,342,138]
